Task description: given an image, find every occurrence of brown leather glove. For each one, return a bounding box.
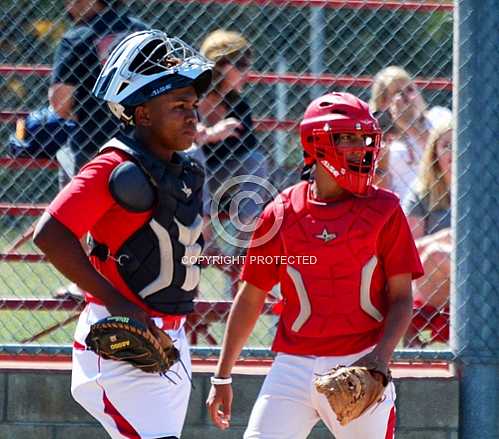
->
[85,316,179,374]
[314,366,391,426]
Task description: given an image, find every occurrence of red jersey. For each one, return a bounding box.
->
[47,149,166,316]
[241,181,423,356]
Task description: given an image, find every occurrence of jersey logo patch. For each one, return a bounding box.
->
[181,181,192,198]
[315,227,337,243]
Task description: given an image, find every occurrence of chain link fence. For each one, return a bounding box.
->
[0,0,456,358]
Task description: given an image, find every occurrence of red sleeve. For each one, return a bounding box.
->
[378,205,424,279]
[47,152,123,239]
[240,201,283,292]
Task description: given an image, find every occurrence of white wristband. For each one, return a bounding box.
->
[210,376,232,385]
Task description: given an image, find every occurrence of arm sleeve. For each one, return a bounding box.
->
[47,153,121,239]
[240,202,283,292]
[378,205,424,280]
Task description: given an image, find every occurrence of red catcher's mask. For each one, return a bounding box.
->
[300,92,382,196]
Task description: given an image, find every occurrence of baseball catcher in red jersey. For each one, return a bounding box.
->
[206,92,424,438]
[34,30,212,438]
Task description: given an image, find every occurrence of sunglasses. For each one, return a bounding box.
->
[218,55,252,71]
[234,57,251,70]
[392,84,417,99]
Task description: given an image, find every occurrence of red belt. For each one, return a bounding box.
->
[156,315,185,331]
[84,296,185,331]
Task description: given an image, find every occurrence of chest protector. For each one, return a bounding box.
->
[276,181,399,337]
[96,134,204,315]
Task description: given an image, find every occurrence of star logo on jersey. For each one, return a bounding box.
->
[315,228,337,243]
[181,181,192,198]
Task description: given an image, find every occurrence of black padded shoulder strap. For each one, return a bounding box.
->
[108,161,156,212]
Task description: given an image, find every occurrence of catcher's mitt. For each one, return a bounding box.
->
[314,366,391,426]
[85,316,179,374]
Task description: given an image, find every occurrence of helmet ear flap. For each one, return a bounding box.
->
[107,102,135,126]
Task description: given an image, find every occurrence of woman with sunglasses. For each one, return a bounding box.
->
[189,30,268,226]
[369,66,451,202]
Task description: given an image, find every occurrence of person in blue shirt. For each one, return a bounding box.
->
[49,0,147,183]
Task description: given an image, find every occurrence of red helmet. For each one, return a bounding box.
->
[300,92,382,196]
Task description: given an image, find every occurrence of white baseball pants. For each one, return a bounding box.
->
[71,303,191,439]
[244,347,396,439]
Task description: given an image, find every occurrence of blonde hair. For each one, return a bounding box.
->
[200,29,250,62]
[369,66,412,113]
[419,120,452,211]
[199,29,251,94]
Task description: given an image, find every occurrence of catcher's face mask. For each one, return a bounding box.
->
[300,92,381,196]
[92,30,213,125]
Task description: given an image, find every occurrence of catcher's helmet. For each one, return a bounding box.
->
[300,92,381,196]
[92,30,213,125]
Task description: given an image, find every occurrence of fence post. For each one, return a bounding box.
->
[309,7,326,100]
[274,55,288,167]
[453,1,499,438]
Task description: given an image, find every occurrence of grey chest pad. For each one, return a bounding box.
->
[108,161,156,212]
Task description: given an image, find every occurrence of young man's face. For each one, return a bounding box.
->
[141,86,199,151]
[333,133,373,167]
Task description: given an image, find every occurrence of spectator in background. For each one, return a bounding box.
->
[369,66,451,201]
[189,29,268,223]
[403,121,452,239]
[49,0,147,184]
[403,121,452,346]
